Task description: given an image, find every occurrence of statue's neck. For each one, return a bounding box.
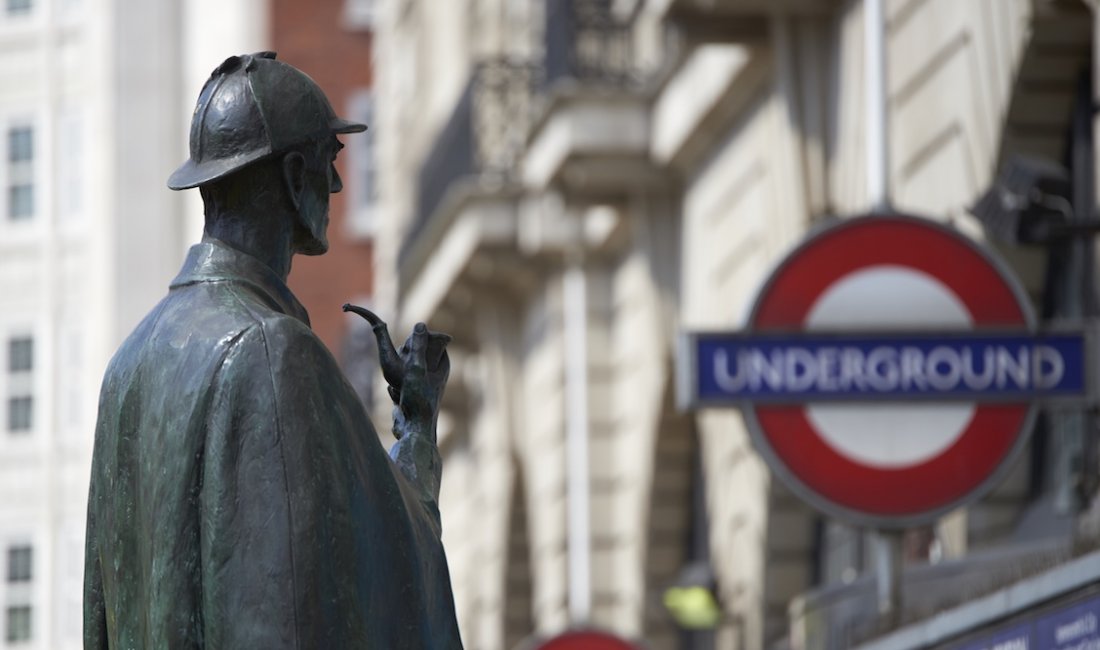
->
[202,219,294,281]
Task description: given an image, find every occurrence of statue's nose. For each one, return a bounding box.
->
[331,164,343,193]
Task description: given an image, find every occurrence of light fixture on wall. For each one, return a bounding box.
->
[970,155,1094,245]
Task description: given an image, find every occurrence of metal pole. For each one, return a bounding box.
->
[1069,66,1098,516]
[866,0,903,625]
[865,0,890,211]
[564,253,592,624]
[1088,4,1100,518]
[873,530,903,626]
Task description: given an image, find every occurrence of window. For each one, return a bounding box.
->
[8,127,30,162]
[5,606,30,643]
[7,396,31,432]
[6,545,30,582]
[7,335,32,434]
[5,0,30,16]
[8,337,31,373]
[7,126,33,221]
[342,0,375,29]
[345,90,377,238]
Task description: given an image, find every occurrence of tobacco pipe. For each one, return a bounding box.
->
[343,303,405,394]
[342,304,451,403]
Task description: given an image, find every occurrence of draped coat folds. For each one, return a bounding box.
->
[84,241,462,648]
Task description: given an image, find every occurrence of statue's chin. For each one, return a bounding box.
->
[295,231,329,256]
[299,241,329,256]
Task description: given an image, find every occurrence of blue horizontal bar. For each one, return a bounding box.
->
[694,332,1086,402]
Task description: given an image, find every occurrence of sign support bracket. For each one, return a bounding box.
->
[873,529,903,629]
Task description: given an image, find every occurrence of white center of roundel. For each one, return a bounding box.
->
[803,265,976,469]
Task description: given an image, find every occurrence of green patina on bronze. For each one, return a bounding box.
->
[83,53,463,648]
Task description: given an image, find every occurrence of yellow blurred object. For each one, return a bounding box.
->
[662,585,721,630]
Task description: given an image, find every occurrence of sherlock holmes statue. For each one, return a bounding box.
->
[83,52,463,648]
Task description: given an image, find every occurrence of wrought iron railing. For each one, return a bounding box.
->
[544,0,635,89]
[401,2,636,267]
[402,60,537,266]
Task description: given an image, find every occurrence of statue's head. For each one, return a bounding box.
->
[167,52,365,255]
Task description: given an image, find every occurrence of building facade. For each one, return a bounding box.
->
[372,0,1100,648]
[0,0,267,647]
[0,0,383,644]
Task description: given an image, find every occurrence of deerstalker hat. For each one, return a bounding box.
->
[167,51,366,190]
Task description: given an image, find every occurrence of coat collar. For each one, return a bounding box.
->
[170,239,311,327]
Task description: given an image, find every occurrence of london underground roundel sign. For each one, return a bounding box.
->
[533,630,637,650]
[679,214,1091,527]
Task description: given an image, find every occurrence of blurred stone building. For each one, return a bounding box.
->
[0,0,377,647]
[371,0,1100,648]
[0,1,264,647]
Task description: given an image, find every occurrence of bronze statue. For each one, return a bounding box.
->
[83,52,463,648]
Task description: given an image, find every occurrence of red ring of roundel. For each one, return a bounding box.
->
[750,218,1029,517]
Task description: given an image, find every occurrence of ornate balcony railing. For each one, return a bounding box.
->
[402,60,537,267]
[544,0,635,89]
[401,3,637,268]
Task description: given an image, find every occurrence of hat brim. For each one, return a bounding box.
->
[331,117,367,134]
[167,118,367,190]
[167,148,274,191]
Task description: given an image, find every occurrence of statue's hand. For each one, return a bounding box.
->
[391,323,450,442]
[341,305,451,442]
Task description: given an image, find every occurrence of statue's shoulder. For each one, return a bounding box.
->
[220,308,337,377]
[172,282,320,359]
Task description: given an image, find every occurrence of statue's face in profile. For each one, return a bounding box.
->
[296,137,345,256]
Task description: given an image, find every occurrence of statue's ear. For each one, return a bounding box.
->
[281,151,307,210]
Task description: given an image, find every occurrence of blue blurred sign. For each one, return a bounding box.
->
[947,594,1100,650]
[692,332,1086,404]
[1034,596,1100,650]
[951,623,1031,650]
